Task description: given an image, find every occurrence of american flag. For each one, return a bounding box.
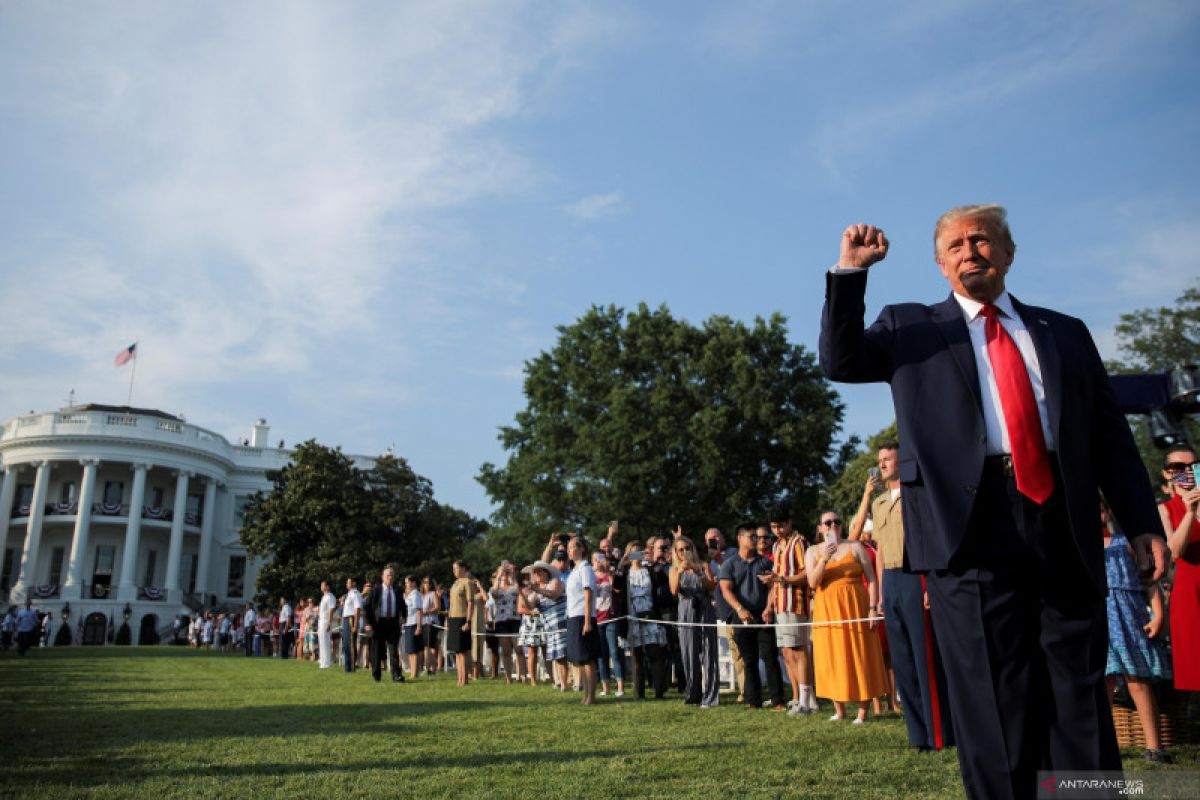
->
[114,343,137,367]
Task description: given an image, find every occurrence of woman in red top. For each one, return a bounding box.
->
[1159,446,1200,691]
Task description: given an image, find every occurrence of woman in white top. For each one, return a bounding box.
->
[403,575,424,677]
[565,537,601,705]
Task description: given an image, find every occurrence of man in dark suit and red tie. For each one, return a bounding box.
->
[819,205,1170,800]
[363,566,406,683]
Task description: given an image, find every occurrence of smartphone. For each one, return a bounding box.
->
[1192,464,1200,485]
[868,466,881,480]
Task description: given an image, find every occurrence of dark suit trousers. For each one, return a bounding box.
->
[372,617,402,681]
[926,459,1118,800]
[883,568,954,749]
[732,613,784,708]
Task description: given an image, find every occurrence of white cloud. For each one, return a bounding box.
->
[564,191,625,220]
[0,1,613,421]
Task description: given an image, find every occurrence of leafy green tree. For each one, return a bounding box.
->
[1111,282,1200,373]
[1106,281,1200,490]
[241,442,486,603]
[478,303,845,555]
[818,422,900,526]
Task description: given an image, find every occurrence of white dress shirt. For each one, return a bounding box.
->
[319,591,337,629]
[951,291,1055,455]
[342,588,362,617]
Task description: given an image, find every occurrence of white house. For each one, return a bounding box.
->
[0,404,370,644]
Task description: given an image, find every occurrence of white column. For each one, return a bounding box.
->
[194,479,218,599]
[10,460,51,604]
[64,459,99,597]
[0,466,17,584]
[163,470,192,603]
[117,463,149,601]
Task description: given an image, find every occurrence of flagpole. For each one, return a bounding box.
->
[127,340,138,406]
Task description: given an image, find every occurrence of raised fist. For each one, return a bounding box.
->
[839,223,889,270]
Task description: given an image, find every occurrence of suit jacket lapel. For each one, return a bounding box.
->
[931,294,983,412]
[1011,296,1063,444]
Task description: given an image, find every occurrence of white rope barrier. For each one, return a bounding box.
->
[427,612,884,637]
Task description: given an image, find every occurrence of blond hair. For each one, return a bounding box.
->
[933,204,1015,258]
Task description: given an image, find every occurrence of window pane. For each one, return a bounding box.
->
[227,556,246,598]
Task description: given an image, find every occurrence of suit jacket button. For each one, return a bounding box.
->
[966,485,976,494]
[978,435,986,444]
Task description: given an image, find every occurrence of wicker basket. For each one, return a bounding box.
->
[1111,683,1198,749]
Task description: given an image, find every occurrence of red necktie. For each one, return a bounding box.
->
[980,304,1054,504]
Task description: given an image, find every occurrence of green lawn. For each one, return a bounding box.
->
[0,648,1193,799]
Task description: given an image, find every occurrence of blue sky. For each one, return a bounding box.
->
[2,1,1198,521]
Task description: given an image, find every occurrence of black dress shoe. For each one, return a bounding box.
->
[393,675,405,683]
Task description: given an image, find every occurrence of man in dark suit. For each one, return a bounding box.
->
[819,205,1169,800]
[363,566,406,683]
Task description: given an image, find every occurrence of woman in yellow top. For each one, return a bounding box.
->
[805,511,886,724]
[448,561,476,687]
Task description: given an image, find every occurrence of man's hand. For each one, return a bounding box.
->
[839,223,889,270]
[1129,533,1170,582]
[737,607,753,624]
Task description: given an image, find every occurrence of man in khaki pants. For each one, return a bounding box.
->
[706,528,744,700]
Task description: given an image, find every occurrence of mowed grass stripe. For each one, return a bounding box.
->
[1,649,1189,799]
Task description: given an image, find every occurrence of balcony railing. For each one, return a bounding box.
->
[8,502,202,526]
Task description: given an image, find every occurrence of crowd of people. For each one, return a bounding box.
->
[1,601,52,655]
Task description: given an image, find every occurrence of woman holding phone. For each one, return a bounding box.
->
[1159,446,1200,692]
[670,535,720,707]
[806,510,886,724]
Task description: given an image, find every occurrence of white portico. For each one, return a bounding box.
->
[0,405,298,644]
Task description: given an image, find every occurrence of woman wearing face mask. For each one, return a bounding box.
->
[1160,447,1200,692]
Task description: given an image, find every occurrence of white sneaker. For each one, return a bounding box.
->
[828,714,844,722]
[788,704,804,717]
[600,689,608,697]
[614,690,625,698]
[851,717,865,725]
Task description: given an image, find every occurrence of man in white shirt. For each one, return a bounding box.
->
[318,580,337,669]
[820,205,1168,799]
[277,597,294,659]
[341,578,363,672]
[242,603,256,657]
[363,567,406,683]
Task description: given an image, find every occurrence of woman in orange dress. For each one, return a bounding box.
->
[1159,446,1200,692]
[806,511,887,724]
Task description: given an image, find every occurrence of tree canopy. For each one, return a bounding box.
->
[477,303,845,559]
[1107,281,1200,488]
[240,441,487,603]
